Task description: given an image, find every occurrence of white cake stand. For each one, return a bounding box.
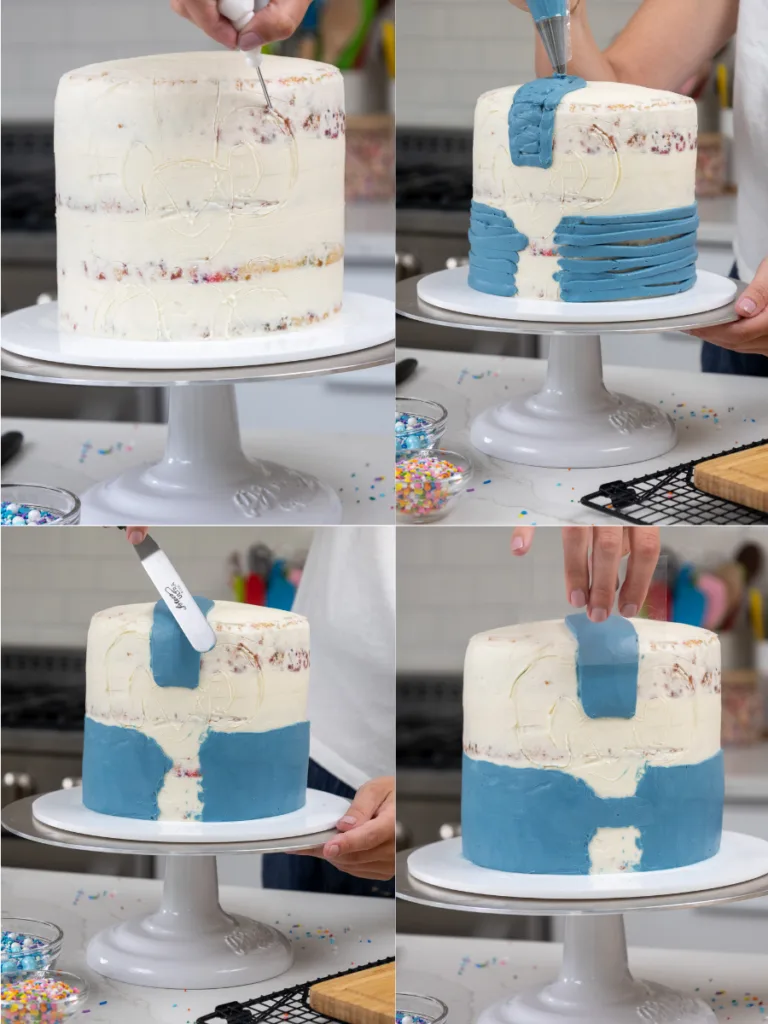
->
[397,270,743,469]
[396,839,768,1024]
[2,791,349,990]
[0,294,394,525]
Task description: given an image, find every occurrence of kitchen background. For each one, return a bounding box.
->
[396,525,768,953]
[1,0,394,431]
[1,525,315,888]
[395,0,737,365]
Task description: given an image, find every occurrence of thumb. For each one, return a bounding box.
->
[336,778,391,831]
[239,0,309,47]
[735,258,768,318]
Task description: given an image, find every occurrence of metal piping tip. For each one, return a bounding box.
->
[256,65,273,109]
[536,15,570,77]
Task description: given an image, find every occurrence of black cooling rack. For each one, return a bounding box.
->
[581,438,768,525]
[196,958,395,1024]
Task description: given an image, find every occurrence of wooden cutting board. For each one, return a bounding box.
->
[309,963,395,1024]
[693,444,768,513]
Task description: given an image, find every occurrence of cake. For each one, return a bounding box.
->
[82,599,310,821]
[469,77,699,302]
[462,614,723,874]
[54,53,345,341]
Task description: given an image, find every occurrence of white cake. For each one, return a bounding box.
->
[55,53,345,341]
[82,600,310,821]
[470,79,699,302]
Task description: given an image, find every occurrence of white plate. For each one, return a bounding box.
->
[407,833,768,900]
[0,293,394,369]
[417,267,737,324]
[32,786,349,843]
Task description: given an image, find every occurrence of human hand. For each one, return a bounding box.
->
[294,776,395,881]
[124,527,149,544]
[688,258,768,356]
[511,526,660,622]
[171,0,313,49]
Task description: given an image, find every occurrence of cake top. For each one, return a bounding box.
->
[90,600,307,633]
[468,616,716,650]
[477,79,695,113]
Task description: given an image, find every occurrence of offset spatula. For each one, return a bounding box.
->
[124,529,217,653]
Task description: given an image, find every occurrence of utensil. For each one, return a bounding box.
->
[528,0,570,76]
[218,0,273,108]
[395,358,418,387]
[1,431,23,468]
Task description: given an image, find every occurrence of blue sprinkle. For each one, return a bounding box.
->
[483,479,491,485]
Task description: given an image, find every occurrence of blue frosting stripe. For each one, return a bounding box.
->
[150,596,215,689]
[508,75,586,169]
[565,613,638,719]
[468,201,528,297]
[461,751,724,874]
[82,717,173,820]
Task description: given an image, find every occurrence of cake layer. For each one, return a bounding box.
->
[84,600,310,821]
[55,53,345,340]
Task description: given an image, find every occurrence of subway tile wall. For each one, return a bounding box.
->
[397,526,768,674]
[0,527,314,647]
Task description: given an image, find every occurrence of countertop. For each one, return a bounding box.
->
[1,868,394,1024]
[397,347,767,526]
[1,416,393,525]
[397,934,767,1022]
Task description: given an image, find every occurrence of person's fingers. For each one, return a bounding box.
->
[125,527,149,544]
[560,527,591,608]
[324,857,394,880]
[587,527,625,621]
[291,845,325,858]
[336,778,392,831]
[511,527,536,555]
[171,0,238,47]
[689,311,768,355]
[238,0,313,48]
[323,815,390,858]
[735,258,768,319]
[618,528,660,617]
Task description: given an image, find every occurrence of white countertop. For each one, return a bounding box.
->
[1,868,394,1023]
[398,348,767,525]
[397,934,767,1023]
[1,417,393,525]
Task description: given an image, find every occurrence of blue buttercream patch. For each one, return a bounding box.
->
[468,201,528,297]
[508,75,586,169]
[149,596,215,689]
[527,0,567,20]
[461,751,724,874]
[198,721,310,821]
[82,717,173,820]
[565,613,638,719]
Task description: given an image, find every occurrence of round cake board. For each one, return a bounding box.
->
[32,786,349,844]
[407,833,768,901]
[0,293,394,370]
[417,267,737,324]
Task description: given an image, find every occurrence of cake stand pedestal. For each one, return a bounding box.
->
[396,270,743,469]
[2,793,346,989]
[0,294,394,524]
[396,839,768,1024]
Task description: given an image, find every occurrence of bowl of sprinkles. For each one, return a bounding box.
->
[395,398,447,454]
[1,970,88,1022]
[1,485,80,526]
[396,993,449,1023]
[1,919,63,979]
[395,448,472,524]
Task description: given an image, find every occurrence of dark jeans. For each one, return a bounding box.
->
[262,760,394,898]
[701,262,768,376]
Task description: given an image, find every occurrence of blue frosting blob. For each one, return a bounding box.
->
[508,75,586,169]
[149,596,215,689]
[462,751,724,874]
[82,717,173,820]
[198,721,310,821]
[565,613,638,719]
[468,201,528,297]
[527,0,567,20]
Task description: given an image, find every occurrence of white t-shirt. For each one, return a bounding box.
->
[733,0,768,283]
[294,527,395,791]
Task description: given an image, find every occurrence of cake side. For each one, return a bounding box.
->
[461,616,723,874]
[83,600,310,821]
[55,53,344,340]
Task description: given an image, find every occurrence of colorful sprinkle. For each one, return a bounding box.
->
[1,977,81,1022]
[1,504,61,527]
[395,454,467,519]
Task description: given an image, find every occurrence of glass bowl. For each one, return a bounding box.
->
[396,993,450,1023]
[1,970,89,1021]
[395,397,448,454]
[1,485,80,526]
[395,448,473,524]
[1,919,63,978]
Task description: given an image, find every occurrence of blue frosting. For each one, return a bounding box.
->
[527,0,567,19]
[508,75,586,168]
[198,721,310,821]
[565,613,638,719]
[82,717,173,820]
[149,596,215,689]
[468,202,528,297]
[462,751,724,874]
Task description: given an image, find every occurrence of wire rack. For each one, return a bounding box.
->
[581,438,768,525]
[196,958,395,1024]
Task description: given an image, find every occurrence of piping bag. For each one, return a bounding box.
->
[527,0,571,76]
[218,0,274,108]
